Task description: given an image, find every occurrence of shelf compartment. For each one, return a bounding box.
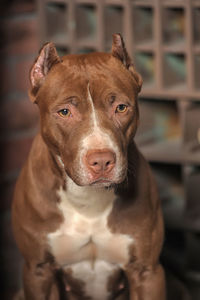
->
[75,4,97,42]
[104,5,124,50]
[163,53,187,89]
[186,232,200,272]
[77,48,96,54]
[183,101,200,163]
[136,98,182,163]
[134,52,155,88]
[184,165,200,230]
[56,46,69,57]
[162,7,186,47]
[162,0,186,8]
[132,1,154,7]
[45,2,68,44]
[193,7,200,45]
[151,162,184,229]
[193,0,200,8]
[105,0,126,5]
[163,44,186,54]
[76,39,98,50]
[194,55,200,90]
[132,6,154,46]
[44,0,66,3]
[76,0,99,4]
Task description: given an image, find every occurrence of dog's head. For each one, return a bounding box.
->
[29,34,142,187]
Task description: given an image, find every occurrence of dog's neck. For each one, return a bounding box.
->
[57,174,115,219]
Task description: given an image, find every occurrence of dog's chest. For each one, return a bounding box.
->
[48,183,133,299]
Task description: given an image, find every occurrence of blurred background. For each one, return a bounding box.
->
[0,0,200,299]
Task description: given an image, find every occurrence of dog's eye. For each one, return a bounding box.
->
[116,104,127,113]
[58,109,71,117]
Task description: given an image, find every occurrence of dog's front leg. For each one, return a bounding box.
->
[23,261,60,300]
[125,263,166,300]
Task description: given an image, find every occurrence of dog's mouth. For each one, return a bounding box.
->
[89,172,126,188]
[90,178,113,188]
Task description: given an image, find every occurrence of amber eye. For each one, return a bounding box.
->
[58,108,71,117]
[116,104,128,113]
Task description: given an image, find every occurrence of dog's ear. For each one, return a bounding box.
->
[111,33,142,92]
[29,42,61,103]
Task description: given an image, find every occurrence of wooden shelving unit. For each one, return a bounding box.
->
[37,1,200,296]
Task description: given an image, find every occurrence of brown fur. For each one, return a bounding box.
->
[12,34,165,299]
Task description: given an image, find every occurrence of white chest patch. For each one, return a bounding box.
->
[68,260,119,300]
[48,178,133,299]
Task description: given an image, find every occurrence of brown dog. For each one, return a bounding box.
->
[12,34,165,300]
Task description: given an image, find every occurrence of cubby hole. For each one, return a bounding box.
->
[150,163,184,229]
[186,232,200,272]
[161,228,186,280]
[185,231,200,300]
[134,52,155,88]
[76,5,97,42]
[184,165,200,230]
[136,98,182,162]
[104,6,124,50]
[45,2,68,43]
[163,53,186,89]
[193,7,200,45]
[194,55,200,90]
[132,6,153,46]
[56,46,69,57]
[77,48,96,54]
[131,0,152,2]
[183,101,200,162]
[162,7,185,46]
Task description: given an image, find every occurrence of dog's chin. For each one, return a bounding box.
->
[70,177,114,188]
[69,174,126,189]
[89,179,114,188]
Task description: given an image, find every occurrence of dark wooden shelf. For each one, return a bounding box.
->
[163,44,186,54]
[76,0,99,5]
[105,0,124,6]
[140,88,200,100]
[138,139,183,164]
[134,42,155,52]
[162,1,186,8]
[132,1,154,8]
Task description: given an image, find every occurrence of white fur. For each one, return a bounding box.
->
[48,179,134,298]
[66,260,118,299]
[87,83,98,129]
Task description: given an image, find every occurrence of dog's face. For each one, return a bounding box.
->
[29,34,142,187]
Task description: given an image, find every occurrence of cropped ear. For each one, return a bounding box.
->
[29,42,61,103]
[111,33,143,93]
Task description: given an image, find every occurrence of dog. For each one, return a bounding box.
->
[12,34,165,300]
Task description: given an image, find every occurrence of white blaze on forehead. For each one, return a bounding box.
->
[87,83,98,129]
[81,84,118,151]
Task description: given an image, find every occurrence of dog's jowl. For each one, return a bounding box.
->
[12,34,166,300]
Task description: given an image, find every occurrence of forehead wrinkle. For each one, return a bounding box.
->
[85,65,136,102]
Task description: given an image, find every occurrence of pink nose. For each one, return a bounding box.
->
[85,150,116,175]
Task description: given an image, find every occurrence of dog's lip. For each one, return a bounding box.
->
[90,178,113,186]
